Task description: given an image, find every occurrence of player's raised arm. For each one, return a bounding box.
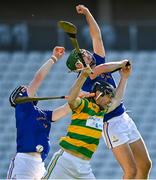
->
[76,5,130,80]
[52,103,71,122]
[107,63,132,113]
[90,59,130,79]
[76,4,105,57]
[68,65,92,110]
[27,46,65,97]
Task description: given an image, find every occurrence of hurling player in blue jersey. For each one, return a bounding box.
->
[66,5,152,179]
[7,46,71,179]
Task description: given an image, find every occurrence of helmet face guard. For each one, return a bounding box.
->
[92,81,115,99]
[81,49,96,69]
[66,49,96,71]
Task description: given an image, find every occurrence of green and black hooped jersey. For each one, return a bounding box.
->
[59,98,106,159]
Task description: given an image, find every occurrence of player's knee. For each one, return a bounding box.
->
[124,166,137,178]
[139,158,152,172]
[135,159,152,179]
[146,158,152,171]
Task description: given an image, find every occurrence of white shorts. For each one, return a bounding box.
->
[43,149,96,179]
[103,112,141,148]
[7,153,46,179]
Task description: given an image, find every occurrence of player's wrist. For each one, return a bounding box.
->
[121,76,128,81]
[81,71,89,78]
[85,9,90,17]
[50,55,58,63]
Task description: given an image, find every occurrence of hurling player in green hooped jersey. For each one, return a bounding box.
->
[43,64,131,179]
[63,4,151,180]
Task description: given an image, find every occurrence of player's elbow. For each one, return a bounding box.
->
[91,28,102,39]
[68,97,75,107]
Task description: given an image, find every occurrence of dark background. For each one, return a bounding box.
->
[0,0,156,51]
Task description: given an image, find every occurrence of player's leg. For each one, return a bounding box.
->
[43,149,77,179]
[112,143,137,179]
[47,159,76,179]
[7,153,46,179]
[129,138,152,178]
[44,149,96,179]
[43,149,68,179]
[52,153,96,180]
[103,113,138,179]
[125,113,152,178]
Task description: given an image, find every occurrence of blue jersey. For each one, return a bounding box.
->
[82,53,125,121]
[15,89,52,161]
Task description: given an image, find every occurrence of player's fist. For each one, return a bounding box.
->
[82,65,93,77]
[52,46,65,60]
[76,5,89,15]
[120,63,132,79]
[121,59,131,67]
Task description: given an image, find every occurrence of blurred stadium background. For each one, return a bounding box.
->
[0,0,156,179]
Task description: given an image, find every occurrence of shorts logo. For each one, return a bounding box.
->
[111,135,119,142]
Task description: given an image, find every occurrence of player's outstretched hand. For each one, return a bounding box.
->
[52,46,65,61]
[76,5,89,15]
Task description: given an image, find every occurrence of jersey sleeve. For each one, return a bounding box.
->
[72,98,88,114]
[93,53,106,65]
